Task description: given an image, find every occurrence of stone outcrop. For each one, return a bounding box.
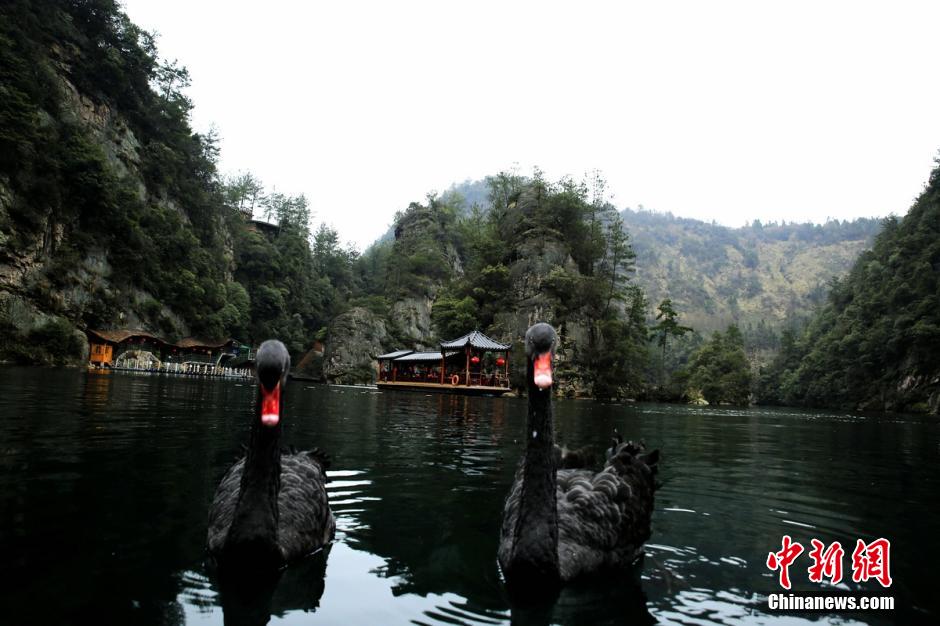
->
[322,307,389,384]
[890,370,940,414]
[389,296,434,348]
[293,341,325,381]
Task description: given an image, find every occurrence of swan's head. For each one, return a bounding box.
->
[524,323,556,391]
[255,339,290,427]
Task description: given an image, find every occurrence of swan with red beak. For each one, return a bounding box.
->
[207,339,335,571]
[498,322,660,594]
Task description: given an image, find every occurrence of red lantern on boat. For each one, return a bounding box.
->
[495,357,505,366]
[470,356,480,364]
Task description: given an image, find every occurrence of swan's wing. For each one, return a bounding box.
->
[555,469,621,579]
[555,445,658,580]
[497,466,525,571]
[277,452,335,561]
[206,458,245,556]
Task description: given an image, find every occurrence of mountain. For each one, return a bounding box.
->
[623,209,882,338]
[442,180,882,340]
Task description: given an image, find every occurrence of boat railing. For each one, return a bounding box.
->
[381,371,510,388]
[468,372,510,388]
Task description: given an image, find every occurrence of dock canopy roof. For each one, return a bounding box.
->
[87,330,243,352]
[440,330,510,351]
[377,350,414,360]
[87,329,164,344]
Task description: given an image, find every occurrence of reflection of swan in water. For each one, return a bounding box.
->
[217,546,331,626]
[509,560,655,626]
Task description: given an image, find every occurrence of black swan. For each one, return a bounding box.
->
[207,339,335,570]
[498,323,660,589]
[605,429,624,461]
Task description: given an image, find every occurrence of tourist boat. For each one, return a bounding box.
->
[376,331,513,396]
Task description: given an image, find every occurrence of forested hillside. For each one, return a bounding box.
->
[756,158,940,413]
[439,181,881,352]
[623,210,881,334]
[0,0,356,362]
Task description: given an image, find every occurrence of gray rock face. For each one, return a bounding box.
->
[57,72,144,185]
[0,68,206,356]
[322,307,389,384]
[890,369,940,414]
[0,292,89,365]
[390,296,434,348]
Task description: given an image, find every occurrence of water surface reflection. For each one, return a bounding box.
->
[0,368,936,625]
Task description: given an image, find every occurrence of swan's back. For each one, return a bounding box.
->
[277,451,335,560]
[207,450,335,562]
[555,443,659,581]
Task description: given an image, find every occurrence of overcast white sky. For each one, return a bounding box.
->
[120,0,940,250]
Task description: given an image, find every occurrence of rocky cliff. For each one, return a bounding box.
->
[0,63,173,363]
[321,307,389,384]
[0,2,241,364]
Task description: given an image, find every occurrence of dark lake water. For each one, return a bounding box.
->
[1,367,937,625]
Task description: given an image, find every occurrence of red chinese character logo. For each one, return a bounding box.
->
[767,535,804,589]
[851,538,892,587]
[807,539,844,584]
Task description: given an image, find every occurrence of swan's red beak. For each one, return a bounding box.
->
[533,352,553,390]
[260,382,280,427]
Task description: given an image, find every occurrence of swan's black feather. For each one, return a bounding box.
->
[277,452,335,559]
[207,451,335,563]
[555,441,658,580]
[500,441,658,582]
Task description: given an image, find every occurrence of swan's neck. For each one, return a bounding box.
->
[510,379,560,581]
[224,401,282,565]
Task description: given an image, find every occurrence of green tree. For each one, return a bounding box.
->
[431,295,479,340]
[224,171,265,214]
[598,212,636,317]
[592,286,650,399]
[650,298,693,382]
[686,325,752,405]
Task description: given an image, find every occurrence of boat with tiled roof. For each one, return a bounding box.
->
[376,331,513,396]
